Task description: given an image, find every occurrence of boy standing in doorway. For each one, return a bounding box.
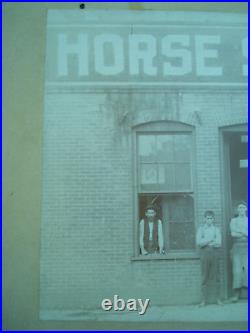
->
[196,210,223,306]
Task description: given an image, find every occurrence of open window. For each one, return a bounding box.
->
[135,121,196,256]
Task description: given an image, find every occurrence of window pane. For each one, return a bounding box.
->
[169,223,196,250]
[140,163,157,185]
[158,164,165,184]
[140,163,160,191]
[138,134,192,192]
[174,135,191,162]
[158,164,175,191]
[162,195,194,222]
[138,135,156,162]
[156,135,174,162]
[162,195,195,250]
[175,163,192,191]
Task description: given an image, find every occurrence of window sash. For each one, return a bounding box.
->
[137,133,193,193]
[138,193,196,251]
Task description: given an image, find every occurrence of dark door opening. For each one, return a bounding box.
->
[229,133,248,211]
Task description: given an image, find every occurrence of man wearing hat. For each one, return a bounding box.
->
[139,205,164,255]
[230,201,248,302]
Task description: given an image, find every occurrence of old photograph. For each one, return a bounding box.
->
[40,5,248,327]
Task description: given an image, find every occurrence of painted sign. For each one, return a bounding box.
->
[46,11,248,86]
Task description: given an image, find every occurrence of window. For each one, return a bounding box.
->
[135,122,196,256]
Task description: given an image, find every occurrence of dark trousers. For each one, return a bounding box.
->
[200,247,220,302]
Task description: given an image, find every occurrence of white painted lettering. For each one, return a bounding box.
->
[129,34,157,75]
[54,31,246,82]
[195,35,222,76]
[57,33,88,76]
[94,34,124,75]
[162,35,192,75]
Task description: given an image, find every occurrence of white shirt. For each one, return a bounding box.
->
[148,222,154,241]
[196,224,222,248]
[230,216,248,239]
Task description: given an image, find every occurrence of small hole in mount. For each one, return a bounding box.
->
[79,3,85,9]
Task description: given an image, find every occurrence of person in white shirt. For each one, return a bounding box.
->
[139,205,164,255]
[196,210,223,306]
[230,201,248,302]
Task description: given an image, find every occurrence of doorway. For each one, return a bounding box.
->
[221,125,248,298]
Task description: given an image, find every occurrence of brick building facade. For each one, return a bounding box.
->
[40,10,247,317]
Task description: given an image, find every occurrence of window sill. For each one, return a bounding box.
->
[131,251,200,261]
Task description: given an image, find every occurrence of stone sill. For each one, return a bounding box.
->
[131,252,200,261]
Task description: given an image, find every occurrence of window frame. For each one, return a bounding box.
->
[132,121,198,260]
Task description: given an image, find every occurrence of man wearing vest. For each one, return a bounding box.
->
[139,205,164,255]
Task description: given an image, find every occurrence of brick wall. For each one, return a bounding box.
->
[40,89,247,311]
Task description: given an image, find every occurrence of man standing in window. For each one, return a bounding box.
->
[139,205,164,255]
[196,210,223,306]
